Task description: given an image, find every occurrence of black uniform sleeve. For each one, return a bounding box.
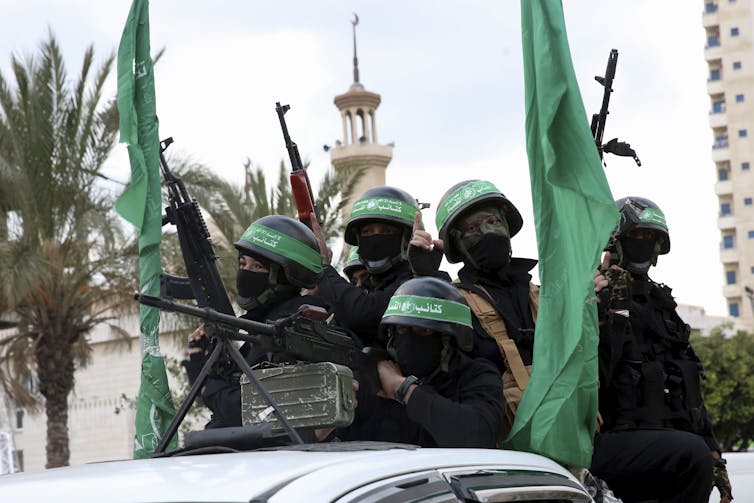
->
[404,359,504,448]
[317,266,401,340]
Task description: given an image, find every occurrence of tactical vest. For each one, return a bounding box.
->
[456,282,539,439]
[602,281,706,434]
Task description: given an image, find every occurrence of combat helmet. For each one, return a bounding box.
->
[612,196,670,273]
[344,186,420,274]
[380,276,473,352]
[342,246,363,278]
[435,180,523,264]
[234,215,323,309]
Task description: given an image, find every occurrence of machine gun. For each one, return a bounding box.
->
[152,138,304,453]
[137,294,362,370]
[275,102,320,228]
[590,49,641,167]
[136,294,386,431]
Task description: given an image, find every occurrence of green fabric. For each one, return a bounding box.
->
[383,294,472,327]
[435,180,500,231]
[504,0,619,468]
[639,207,666,228]
[346,245,360,263]
[116,0,176,458]
[349,197,417,224]
[239,223,323,273]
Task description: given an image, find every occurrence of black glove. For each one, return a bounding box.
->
[408,243,444,277]
[713,457,733,502]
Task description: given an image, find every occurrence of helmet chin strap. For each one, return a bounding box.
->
[452,228,480,270]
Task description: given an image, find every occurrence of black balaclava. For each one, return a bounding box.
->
[618,236,661,275]
[390,331,444,379]
[357,230,405,275]
[456,206,512,273]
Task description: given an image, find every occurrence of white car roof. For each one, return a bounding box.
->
[0,443,588,502]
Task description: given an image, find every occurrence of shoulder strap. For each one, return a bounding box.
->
[458,285,530,391]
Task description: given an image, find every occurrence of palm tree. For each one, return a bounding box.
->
[0,31,133,468]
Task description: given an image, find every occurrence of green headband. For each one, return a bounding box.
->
[346,246,360,262]
[383,294,472,327]
[436,180,501,231]
[239,223,323,273]
[639,207,666,228]
[350,197,417,223]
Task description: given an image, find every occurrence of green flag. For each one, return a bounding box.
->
[504,0,619,468]
[116,0,176,458]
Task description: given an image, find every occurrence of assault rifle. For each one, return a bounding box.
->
[152,138,304,454]
[590,49,641,167]
[275,102,320,228]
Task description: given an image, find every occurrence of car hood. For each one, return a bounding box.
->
[0,443,581,502]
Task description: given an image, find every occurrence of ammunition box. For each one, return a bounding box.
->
[240,362,355,432]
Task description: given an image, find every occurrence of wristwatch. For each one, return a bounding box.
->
[394,375,420,404]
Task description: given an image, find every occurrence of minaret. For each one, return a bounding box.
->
[329,13,394,219]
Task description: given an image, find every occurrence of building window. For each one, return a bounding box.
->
[710,69,721,81]
[708,36,721,48]
[714,134,728,149]
[731,27,740,36]
[718,168,729,180]
[739,129,748,138]
[15,409,23,430]
[729,303,740,317]
[746,198,753,206]
[705,2,717,12]
[723,235,735,248]
[727,270,737,284]
[721,202,732,216]
[743,162,751,171]
[734,61,742,70]
[749,230,754,239]
[736,94,745,103]
[713,101,725,113]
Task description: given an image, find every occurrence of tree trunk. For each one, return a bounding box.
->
[35,332,75,468]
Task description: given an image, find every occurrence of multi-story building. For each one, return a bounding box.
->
[703,0,754,329]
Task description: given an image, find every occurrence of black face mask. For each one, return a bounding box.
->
[392,331,443,379]
[620,237,656,273]
[358,234,403,261]
[236,270,269,300]
[469,234,511,271]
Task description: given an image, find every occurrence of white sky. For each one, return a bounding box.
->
[0,1,726,316]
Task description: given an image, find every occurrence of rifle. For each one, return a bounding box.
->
[590,49,641,167]
[152,138,304,454]
[275,102,320,228]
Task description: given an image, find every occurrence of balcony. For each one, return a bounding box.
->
[718,214,736,230]
[715,179,733,196]
[709,111,728,129]
[705,44,722,62]
[720,247,738,264]
[724,284,741,299]
[707,78,723,95]
[702,8,718,28]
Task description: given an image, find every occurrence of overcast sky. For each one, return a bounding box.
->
[1,1,726,315]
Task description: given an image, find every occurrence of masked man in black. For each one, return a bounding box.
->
[182,215,328,428]
[410,179,538,439]
[593,197,732,503]
[315,186,420,344]
[334,276,503,447]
